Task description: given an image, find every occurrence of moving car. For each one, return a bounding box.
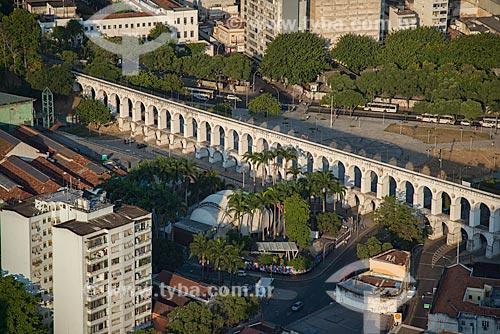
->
[237,269,247,277]
[291,301,304,311]
[226,94,242,102]
[136,143,147,149]
[124,138,136,144]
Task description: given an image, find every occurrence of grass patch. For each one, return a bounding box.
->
[384,124,491,143]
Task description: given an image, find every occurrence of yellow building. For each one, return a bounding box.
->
[213,17,245,53]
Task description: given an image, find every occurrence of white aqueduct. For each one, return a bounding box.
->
[75,73,500,258]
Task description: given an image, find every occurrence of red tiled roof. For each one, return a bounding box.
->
[0,156,60,195]
[154,270,210,300]
[151,0,182,10]
[431,264,500,318]
[30,157,93,190]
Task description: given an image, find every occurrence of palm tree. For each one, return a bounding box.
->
[278,147,298,180]
[243,152,258,190]
[208,237,227,284]
[262,150,276,186]
[243,192,260,236]
[253,191,268,240]
[222,244,244,286]
[227,190,247,233]
[264,187,280,239]
[189,233,212,279]
[287,166,302,181]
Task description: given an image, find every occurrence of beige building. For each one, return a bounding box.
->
[84,0,198,43]
[26,0,77,18]
[388,6,418,31]
[309,0,383,45]
[1,189,153,334]
[213,17,245,53]
[413,0,449,31]
[242,0,308,59]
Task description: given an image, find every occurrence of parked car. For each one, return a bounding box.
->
[226,94,241,102]
[124,138,136,144]
[291,301,304,311]
[136,143,147,149]
[237,269,247,277]
[460,120,471,126]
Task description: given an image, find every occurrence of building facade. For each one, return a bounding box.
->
[1,189,152,334]
[242,0,308,59]
[388,7,418,31]
[428,264,500,334]
[413,0,449,31]
[212,17,245,53]
[0,92,34,131]
[309,0,383,45]
[83,3,198,43]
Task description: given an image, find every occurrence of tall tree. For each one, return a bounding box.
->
[75,98,112,129]
[189,233,212,279]
[0,275,47,334]
[330,34,379,72]
[213,295,259,328]
[283,193,311,248]
[260,32,329,85]
[248,93,281,116]
[167,302,224,334]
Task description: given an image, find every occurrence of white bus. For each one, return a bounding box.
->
[480,118,499,128]
[420,113,438,123]
[364,102,398,113]
[439,115,455,124]
[186,87,215,99]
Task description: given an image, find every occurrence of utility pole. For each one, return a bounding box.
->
[330,95,334,127]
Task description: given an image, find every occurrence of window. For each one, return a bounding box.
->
[176,18,180,24]
[184,31,187,38]
[96,26,100,30]
[84,26,88,31]
[478,296,481,301]
[177,32,180,38]
[108,25,111,29]
[125,24,128,28]
[190,31,194,37]
[119,24,122,28]
[90,26,94,31]
[184,17,187,25]
[114,25,117,28]
[482,321,489,328]
[148,22,151,26]
[142,22,145,27]
[102,25,106,30]
[131,23,134,28]
[468,295,472,300]
[191,16,194,24]
[112,257,120,265]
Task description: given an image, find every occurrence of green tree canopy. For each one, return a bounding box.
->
[288,254,310,271]
[327,72,356,92]
[167,302,224,334]
[460,100,483,120]
[0,275,47,334]
[75,98,111,128]
[26,64,74,95]
[152,238,184,273]
[316,212,341,236]
[260,32,329,85]
[372,196,428,243]
[213,295,259,327]
[330,34,379,72]
[248,93,281,116]
[284,193,311,248]
[356,236,393,259]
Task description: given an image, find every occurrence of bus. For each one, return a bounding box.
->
[419,113,438,123]
[364,102,398,113]
[438,115,455,124]
[185,87,215,99]
[480,118,499,128]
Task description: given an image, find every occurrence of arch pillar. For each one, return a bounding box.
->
[132,105,141,122]
[344,167,354,188]
[488,240,500,258]
[489,209,500,233]
[238,138,247,156]
[377,178,388,199]
[413,188,424,208]
[224,133,234,151]
[360,174,370,194]
[431,194,442,215]
[197,123,207,143]
[119,100,128,118]
[449,201,461,221]
[486,244,494,258]
[184,118,194,138]
[313,158,323,172]
[467,234,482,252]
[171,116,181,134]
[469,207,480,227]
[158,113,168,130]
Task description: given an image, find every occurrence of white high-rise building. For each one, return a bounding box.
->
[414,0,449,31]
[1,189,153,334]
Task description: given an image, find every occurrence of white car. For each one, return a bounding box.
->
[226,94,241,102]
[291,301,304,311]
[192,93,208,101]
[237,269,247,277]
[460,120,471,126]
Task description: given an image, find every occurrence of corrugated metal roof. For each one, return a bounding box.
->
[0,172,20,191]
[0,129,21,146]
[7,156,50,182]
[0,92,34,106]
[256,242,298,253]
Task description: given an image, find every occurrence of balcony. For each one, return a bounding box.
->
[87,260,108,277]
[32,258,43,267]
[134,222,150,235]
[87,236,108,251]
[86,249,108,265]
[136,257,151,269]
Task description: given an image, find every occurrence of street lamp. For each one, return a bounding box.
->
[271,86,280,103]
[252,72,259,93]
[330,95,334,128]
[215,43,224,55]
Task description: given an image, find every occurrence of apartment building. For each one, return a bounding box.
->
[242,0,308,59]
[413,0,449,31]
[388,7,418,31]
[429,264,500,334]
[309,0,383,45]
[1,189,152,334]
[213,17,245,53]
